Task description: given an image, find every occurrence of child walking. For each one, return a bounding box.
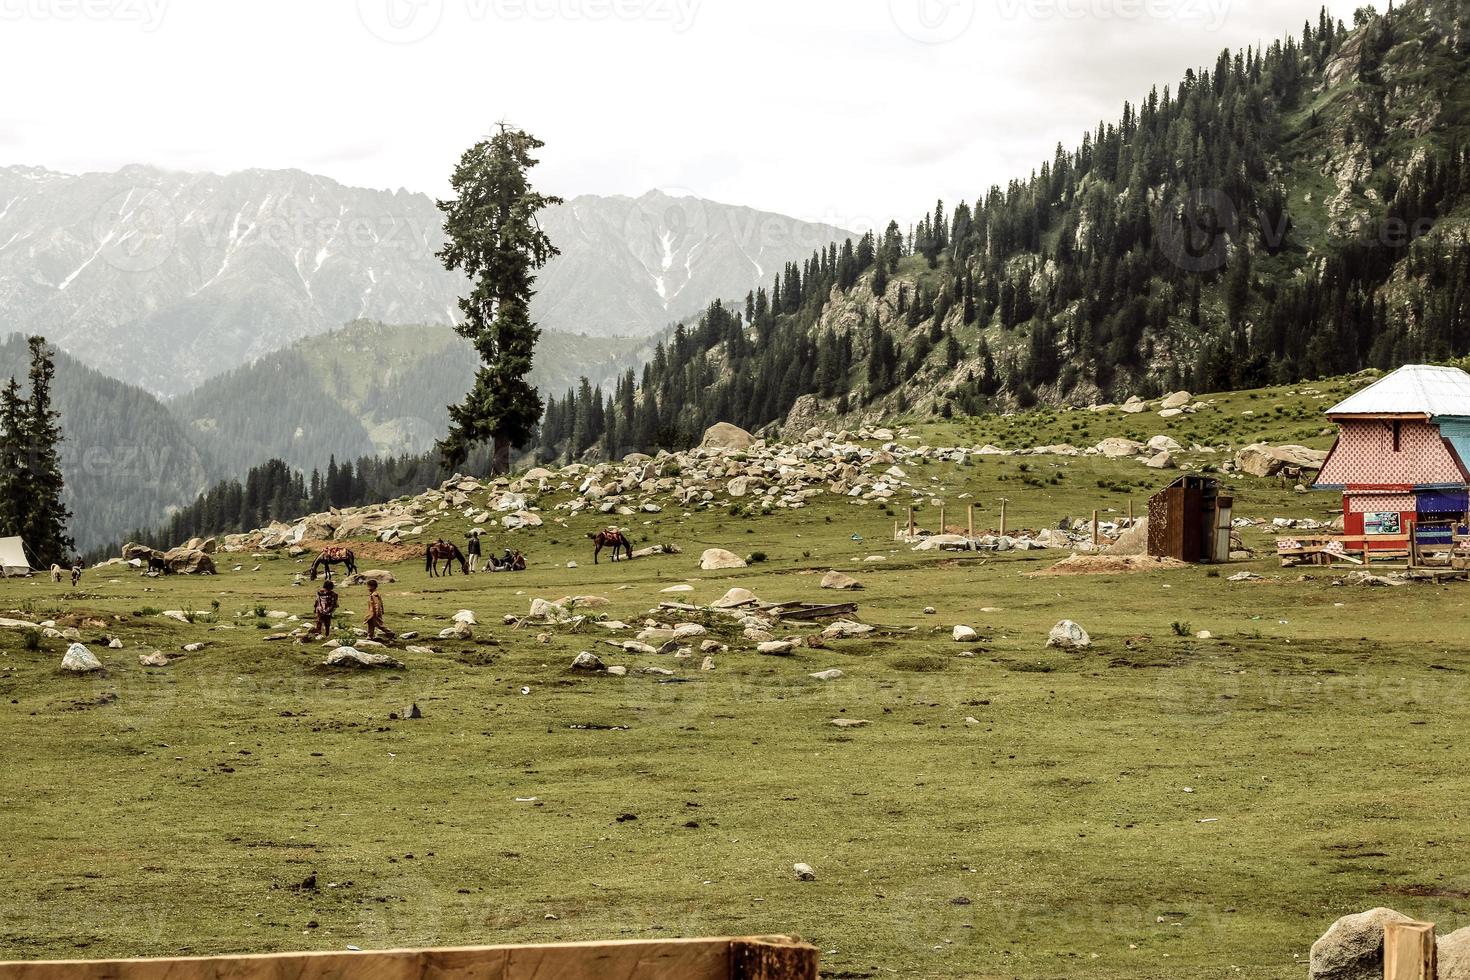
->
[364,579,395,641]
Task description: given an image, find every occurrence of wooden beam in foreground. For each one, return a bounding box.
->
[0,936,819,980]
[1384,920,1436,980]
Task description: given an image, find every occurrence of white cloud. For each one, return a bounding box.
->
[0,0,1376,227]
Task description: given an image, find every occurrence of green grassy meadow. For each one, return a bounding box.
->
[4,376,1470,980]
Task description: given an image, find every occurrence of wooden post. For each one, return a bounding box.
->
[1092,509,1100,549]
[967,504,975,539]
[939,506,946,535]
[1128,499,1134,524]
[907,507,915,539]
[1409,520,1420,570]
[1384,920,1436,980]
[999,500,1007,537]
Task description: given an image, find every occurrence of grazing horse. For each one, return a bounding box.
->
[589,528,633,564]
[425,540,468,577]
[310,546,357,581]
[147,555,170,575]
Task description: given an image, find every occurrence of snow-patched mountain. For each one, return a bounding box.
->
[0,166,852,396]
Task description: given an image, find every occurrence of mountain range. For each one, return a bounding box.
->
[0,168,850,396]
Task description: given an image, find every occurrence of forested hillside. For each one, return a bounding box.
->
[0,335,215,549]
[171,321,650,474]
[539,0,1470,458]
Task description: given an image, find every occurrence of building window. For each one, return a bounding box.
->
[1392,420,1401,452]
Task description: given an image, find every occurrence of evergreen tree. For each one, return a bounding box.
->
[436,124,562,472]
[19,337,71,565]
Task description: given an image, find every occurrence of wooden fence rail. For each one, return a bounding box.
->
[0,936,819,980]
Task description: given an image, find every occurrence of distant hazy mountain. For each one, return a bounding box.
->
[170,320,652,475]
[0,166,851,396]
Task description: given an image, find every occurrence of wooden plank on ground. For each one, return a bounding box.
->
[0,937,818,980]
[1384,920,1436,980]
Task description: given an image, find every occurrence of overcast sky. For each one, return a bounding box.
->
[1,0,1374,229]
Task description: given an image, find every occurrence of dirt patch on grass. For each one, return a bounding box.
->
[303,541,424,563]
[1027,555,1190,576]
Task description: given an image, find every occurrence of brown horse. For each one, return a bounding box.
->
[310,546,357,581]
[425,540,469,577]
[589,529,633,564]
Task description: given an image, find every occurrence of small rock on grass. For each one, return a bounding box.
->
[793,863,817,881]
[571,651,605,672]
[139,651,169,667]
[953,625,978,642]
[831,718,869,728]
[809,669,843,681]
[61,643,103,674]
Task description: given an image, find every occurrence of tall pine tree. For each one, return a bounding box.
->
[436,124,562,473]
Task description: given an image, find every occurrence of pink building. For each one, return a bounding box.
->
[1315,365,1470,549]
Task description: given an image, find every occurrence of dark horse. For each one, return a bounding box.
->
[310,546,358,581]
[589,528,633,564]
[425,540,469,577]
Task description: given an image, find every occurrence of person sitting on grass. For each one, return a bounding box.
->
[364,579,395,642]
[302,579,338,642]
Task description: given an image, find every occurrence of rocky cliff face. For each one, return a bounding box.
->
[0,168,851,396]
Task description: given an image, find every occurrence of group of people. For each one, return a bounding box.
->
[465,530,526,573]
[304,577,394,644]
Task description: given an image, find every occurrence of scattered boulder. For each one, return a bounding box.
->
[439,620,475,640]
[821,620,874,640]
[1159,390,1192,410]
[60,643,102,674]
[700,422,755,451]
[809,669,844,682]
[1096,438,1147,458]
[711,587,759,608]
[793,863,817,881]
[1309,908,1412,980]
[571,651,605,672]
[1437,926,1470,980]
[700,548,747,570]
[820,570,862,590]
[758,640,797,656]
[1236,443,1329,478]
[345,570,395,586]
[324,648,404,669]
[161,547,217,575]
[138,651,169,667]
[453,609,478,625]
[952,625,978,642]
[1047,620,1091,650]
[1144,450,1176,469]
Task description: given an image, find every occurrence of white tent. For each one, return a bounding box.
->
[0,537,33,577]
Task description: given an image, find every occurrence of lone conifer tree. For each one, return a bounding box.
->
[436,124,562,473]
[21,337,72,565]
[0,378,28,540]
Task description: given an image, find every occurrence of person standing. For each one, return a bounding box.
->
[303,580,338,642]
[364,579,395,641]
[466,530,482,573]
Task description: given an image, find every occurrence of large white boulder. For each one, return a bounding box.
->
[1047,621,1092,650]
[61,643,103,673]
[700,548,747,570]
[700,422,755,451]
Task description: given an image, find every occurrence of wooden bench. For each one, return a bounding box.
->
[0,936,819,980]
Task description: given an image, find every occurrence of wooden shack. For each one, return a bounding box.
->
[1147,475,1232,563]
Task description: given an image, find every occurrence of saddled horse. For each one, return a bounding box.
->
[425,540,469,577]
[589,528,633,564]
[310,546,358,581]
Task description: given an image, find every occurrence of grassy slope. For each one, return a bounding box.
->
[3,375,1469,980]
